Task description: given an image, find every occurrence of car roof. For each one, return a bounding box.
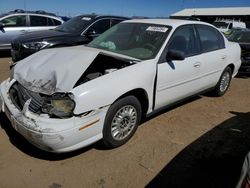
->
[76,14,130,20]
[123,18,210,29]
[0,9,63,20]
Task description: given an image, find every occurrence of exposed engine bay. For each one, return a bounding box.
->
[74,53,136,86]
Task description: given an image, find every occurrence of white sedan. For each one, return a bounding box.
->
[0,19,241,153]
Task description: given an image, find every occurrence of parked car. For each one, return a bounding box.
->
[0,19,241,153]
[0,9,64,51]
[228,29,250,75]
[212,19,246,33]
[11,14,129,62]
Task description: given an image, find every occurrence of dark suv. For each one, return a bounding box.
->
[228,28,250,76]
[11,14,129,62]
[0,9,64,50]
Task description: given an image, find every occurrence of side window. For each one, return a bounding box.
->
[48,18,54,26]
[168,25,197,57]
[111,19,124,27]
[52,19,62,26]
[196,25,225,53]
[89,19,111,34]
[1,15,26,27]
[30,16,47,26]
[229,23,233,29]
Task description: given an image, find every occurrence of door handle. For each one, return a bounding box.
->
[193,62,201,68]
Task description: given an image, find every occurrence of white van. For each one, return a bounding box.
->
[212,19,246,33]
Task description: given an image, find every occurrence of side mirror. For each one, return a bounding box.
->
[86,29,97,37]
[166,49,185,61]
[0,23,5,33]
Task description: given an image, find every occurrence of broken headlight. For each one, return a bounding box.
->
[22,41,51,50]
[42,94,75,118]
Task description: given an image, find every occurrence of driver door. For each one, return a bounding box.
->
[155,25,202,109]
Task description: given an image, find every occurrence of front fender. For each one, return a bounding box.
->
[71,60,157,114]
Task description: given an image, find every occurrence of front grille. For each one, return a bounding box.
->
[9,82,44,113]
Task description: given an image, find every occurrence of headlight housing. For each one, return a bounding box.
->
[22,41,51,50]
[42,93,75,118]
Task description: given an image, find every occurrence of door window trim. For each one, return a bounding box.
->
[194,24,225,53]
[158,24,199,64]
[81,18,111,36]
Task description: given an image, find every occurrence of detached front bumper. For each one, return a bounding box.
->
[0,79,108,153]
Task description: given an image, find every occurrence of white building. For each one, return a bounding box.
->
[171,7,250,28]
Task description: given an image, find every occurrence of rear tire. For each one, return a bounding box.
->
[103,96,142,148]
[213,67,232,97]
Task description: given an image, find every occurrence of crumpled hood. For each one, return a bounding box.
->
[14,46,99,95]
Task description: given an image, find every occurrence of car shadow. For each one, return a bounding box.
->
[146,111,250,188]
[236,74,250,79]
[0,51,11,58]
[142,95,201,123]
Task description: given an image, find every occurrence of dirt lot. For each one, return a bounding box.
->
[0,55,249,188]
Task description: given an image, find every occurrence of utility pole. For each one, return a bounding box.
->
[23,0,26,11]
[193,0,196,16]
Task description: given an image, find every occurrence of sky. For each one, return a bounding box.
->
[0,0,250,17]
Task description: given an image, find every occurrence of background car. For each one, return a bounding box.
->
[11,14,129,62]
[0,9,64,51]
[228,28,250,76]
[212,19,246,33]
[0,19,241,153]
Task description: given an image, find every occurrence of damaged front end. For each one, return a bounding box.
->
[9,82,75,119]
[0,47,140,152]
[0,79,107,152]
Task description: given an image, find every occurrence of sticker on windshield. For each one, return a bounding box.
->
[82,17,91,21]
[146,26,168,32]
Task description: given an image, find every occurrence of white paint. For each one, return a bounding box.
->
[0,19,242,152]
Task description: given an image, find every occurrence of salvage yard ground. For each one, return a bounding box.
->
[0,55,249,188]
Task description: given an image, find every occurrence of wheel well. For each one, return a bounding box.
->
[227,64,235,74]
[115,89,149,117]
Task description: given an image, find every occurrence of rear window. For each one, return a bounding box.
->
[196,25,225,52]
[55,15,92,33]
[53,19,62,26]
[47,18,62,26]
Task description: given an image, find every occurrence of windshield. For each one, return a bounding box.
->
[87,23,170,60]
[212,22,229,29]
[228,30,250,43]
[55,15,93,34]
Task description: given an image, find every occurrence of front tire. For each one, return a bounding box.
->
[103,96,142,148]
[213,67,232,96]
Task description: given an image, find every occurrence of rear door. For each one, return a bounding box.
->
[28,15,58,32]
[155,25,202,109]
[195,24,227,89]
